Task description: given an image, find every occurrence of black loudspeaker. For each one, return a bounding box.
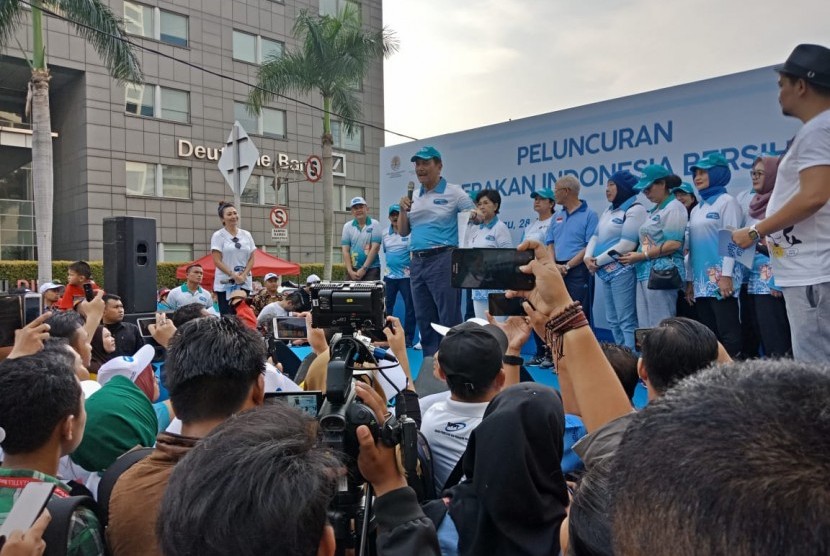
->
[103,216,157,314]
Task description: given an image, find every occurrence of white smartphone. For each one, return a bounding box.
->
[0,482,55,538]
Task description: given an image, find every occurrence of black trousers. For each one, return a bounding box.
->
[740,284,761,359]
[695,296,742,358]
[753,294,793,358]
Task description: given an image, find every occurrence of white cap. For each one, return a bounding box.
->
[97,345,156,386]
[430,317,489,337]
[348,196,367,208]
[264,272,279,281]
[306,274,321,284]
[38,281,64,294]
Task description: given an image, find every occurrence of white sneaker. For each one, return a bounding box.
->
[413,342,422,350]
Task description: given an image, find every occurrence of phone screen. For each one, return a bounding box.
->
[264,391,322,417]
[136,317,155,337]
[0,295,23,348]
[273,317,308,340]
[607,250,622,261]
[0,482,55,538]
[83,283,95,302]
[451,248,535,290]
[488,293,526,316]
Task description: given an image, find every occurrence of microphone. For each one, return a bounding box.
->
[407,182,414,201]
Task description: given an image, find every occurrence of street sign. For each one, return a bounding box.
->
[271,228,289,243]
[270,206,289,229]
[217,122,260,206]
[305,155,322,183]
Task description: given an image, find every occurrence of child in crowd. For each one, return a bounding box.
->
[57,260,101,310]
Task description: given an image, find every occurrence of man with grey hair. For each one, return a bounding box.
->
[545,175,599,338]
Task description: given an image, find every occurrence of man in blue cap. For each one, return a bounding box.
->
[341,196,382,281]
[397,146,475,356]
[382,204,417,348]
[733,44,830,363]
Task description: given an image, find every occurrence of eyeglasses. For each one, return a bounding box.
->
[231,237,242,249]
[750,171,765,179]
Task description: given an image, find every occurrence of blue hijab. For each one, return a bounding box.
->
[608,171,638,209]
[699,165,731,202]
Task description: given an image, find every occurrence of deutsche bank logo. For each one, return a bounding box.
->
[445,422,466,432]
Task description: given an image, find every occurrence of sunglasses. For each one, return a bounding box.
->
[232,237,242,249]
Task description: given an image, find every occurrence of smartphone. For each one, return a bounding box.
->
[135,313,172,338]
[0,294,40,348]
[0,482,55,538]
[607,249,622,261]
[264,391,323,417]
[83,282,95,302]
[272,316,307,340]
[23,293,42,325]
[488,293,526,316]
[634,328,652,351]
[451,248,535,290]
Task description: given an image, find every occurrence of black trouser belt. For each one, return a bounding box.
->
[412,246,451,259]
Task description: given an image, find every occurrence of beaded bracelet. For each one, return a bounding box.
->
[544,301,590,360]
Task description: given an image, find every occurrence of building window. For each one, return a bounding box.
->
[125,84,190,123]
[242,175,288,206]
[263,245,289,260]
[233,102,286,138]
[158,243,193,263]
[336,184,365,211]
[124,2,188,47]
[320,0,360,20]
[233,30,284,65]
[126,162,191,199]
[331,121,363,152]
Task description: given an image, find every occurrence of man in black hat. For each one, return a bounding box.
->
[733,43,830,363]
[420,322,510,493]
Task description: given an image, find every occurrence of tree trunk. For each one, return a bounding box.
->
[31,68,53,284]
[321,132,334,280]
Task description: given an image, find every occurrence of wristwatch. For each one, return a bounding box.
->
[748,224,760,241]
[503,354,524,366]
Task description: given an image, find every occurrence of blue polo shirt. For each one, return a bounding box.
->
[545,200,599,261]
[408,178,475,251]
[382,226,411,279]
[341,217,382,269]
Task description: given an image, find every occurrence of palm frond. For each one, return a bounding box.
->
[329,86,360,135]
[55,0,142,83]
[0,0,24,50]
[248,50,316,113]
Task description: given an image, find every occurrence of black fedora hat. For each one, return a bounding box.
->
[775,44,830,88]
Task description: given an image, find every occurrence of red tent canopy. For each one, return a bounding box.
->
[175,249,301,286]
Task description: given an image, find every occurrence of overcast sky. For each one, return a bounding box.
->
[381,0,830,146]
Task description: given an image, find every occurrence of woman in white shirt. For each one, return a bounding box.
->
[467,189,513,319]
[211,202,256,315]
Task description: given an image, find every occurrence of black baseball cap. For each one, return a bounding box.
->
[435,322,506,392]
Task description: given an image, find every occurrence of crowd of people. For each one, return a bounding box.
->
[0,43,828,556]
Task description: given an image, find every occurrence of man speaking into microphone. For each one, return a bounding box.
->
[397,146,475,356]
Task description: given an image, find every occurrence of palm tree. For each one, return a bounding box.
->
[248,4,396,279]
[0,0,142,284]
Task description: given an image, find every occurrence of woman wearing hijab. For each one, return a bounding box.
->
[686,153,745,357]
[88,325,116,376]
[743,156,792,357]
[434,383,569,556]
[585,171,647,349]
[211,201,256,315]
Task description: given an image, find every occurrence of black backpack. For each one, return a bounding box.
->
[96,447,154,528]
[43,495,103,556]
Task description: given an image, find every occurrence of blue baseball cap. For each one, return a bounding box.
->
[410,145,442,162]
[671,182,696,195]
[634,164,672,191]
[388,203,401,215]
[690,153,729,172]
[530,188,555,200]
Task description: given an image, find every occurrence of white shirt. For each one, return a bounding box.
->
[257,301,288,324]
[421,398,489,493]
[166,284,212,310]
[210,228,256,292]
[521,215,553,244]
[766,108,830,287]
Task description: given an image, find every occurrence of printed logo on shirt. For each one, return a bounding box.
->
[433,199,449,205]
[612,218,624,224]
[445,422,467,432]
[651,215,661,223]
[365,227,373,233]
[485,235,495,241]
[705,212,720,220]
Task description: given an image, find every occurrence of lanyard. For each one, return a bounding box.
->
[0,476,69,498]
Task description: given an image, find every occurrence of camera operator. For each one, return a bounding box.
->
[157,396,440,555]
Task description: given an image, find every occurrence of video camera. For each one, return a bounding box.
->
[307,281,418,555]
